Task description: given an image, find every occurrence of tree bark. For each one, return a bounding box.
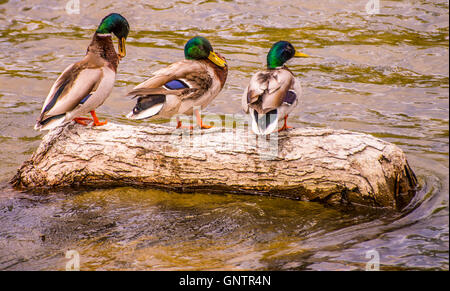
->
[11,122,417,210]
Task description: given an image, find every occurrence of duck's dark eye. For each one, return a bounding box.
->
[283,46,295,59]
[200,45,210,55]
[282,50,291,59]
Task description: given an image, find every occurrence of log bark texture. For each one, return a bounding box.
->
[11,122,417,210]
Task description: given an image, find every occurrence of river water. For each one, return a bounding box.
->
[0,0,448,270]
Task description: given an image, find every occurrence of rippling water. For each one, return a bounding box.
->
[0,0,448,270]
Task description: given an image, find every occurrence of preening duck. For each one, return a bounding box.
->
[34,13,130,131]
[242,41,308,135]
[126,36,228,129]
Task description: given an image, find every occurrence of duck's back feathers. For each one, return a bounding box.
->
[242,67,301,135]
[132,60,210,93]
[245,68,295,115]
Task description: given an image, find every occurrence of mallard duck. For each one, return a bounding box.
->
[126,36,228,129]
[34,13,130,131]
[242,41,309,135]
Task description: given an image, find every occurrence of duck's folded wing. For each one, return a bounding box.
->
[246,69,294,114]
[127,87,184,98]
[131,60,203,89]
[38,62,103,122]
[127,60,212,101]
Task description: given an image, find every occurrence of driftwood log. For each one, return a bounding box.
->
[11,121,417,210]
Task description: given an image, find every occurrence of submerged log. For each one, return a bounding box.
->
[11,121,417,210]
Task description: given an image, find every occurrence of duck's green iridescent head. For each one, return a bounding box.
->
[267,41,309,69]
[184,36,227,68]
[96,13,130,59]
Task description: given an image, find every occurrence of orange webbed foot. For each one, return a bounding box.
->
[199,123,213,129]
[277,115,293,132]
[194,110,213,130]
[277,124,293,132]
[93,120,108,126]
[74,117,92,126]
[176,121,194,130]
[90,111,108,127]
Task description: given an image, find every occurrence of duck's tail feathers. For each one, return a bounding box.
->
[34,114,66,131]
[250,108,278,135]
[126,95,166,120]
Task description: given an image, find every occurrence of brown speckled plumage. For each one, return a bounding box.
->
[87,34,119,72]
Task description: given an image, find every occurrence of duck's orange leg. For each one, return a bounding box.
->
[176,117,193,130]
[278,115,293,132]
[195,109,212,129]
[74,117,92,126]
[90,111,107,126]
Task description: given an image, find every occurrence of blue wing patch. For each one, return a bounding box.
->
[79,94,92,105]
[164,79,189,90]
[283,90,297,105]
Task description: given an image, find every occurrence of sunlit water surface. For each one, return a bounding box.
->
[0,0,448,270]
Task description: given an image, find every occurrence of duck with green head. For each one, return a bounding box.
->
[35,13,130,131]
[126,36,228,129]
[242,41,309,135]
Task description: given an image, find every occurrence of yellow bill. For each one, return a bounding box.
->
[208,51,227,67]
[294,51,309,58]
[118,37,126,59]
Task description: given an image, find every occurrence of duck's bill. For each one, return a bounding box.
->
[294,51,309,58]
[118,37,126,59]
[208,51,227,67]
